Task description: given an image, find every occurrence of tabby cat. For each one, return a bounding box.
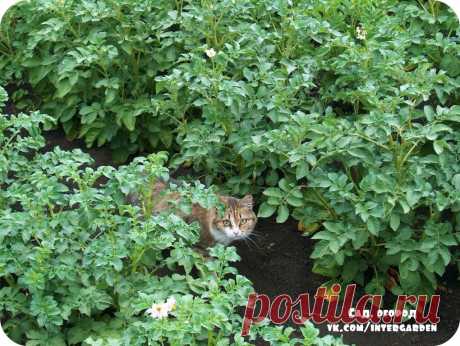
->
[133,181,258,248]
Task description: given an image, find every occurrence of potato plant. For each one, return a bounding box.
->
[253,105,460,295]
[0,89,346,345]
[1,0,460,297]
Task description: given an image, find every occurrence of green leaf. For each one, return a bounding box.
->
[121,114,136,131]
[306,154,316,166]
[55,74,78,98]
[406,190,419,207]
[452,174,460,190]
[439,248,451,266]
[258,202,276,218]
[286,195,303,207]
[329,240,340,253]
[351,229,369,249]
[348,147,373,163]
[279,178,290,192]
[365,277,385,295]
[312,262,339,277]
[399,200,410,214]
[276,204,289,223]
[390,213,400,231]
[295,162,308,180]
[263,188,283,198]
[311,231,334,241]
[367,217,379,236]
[433,140,444,154]
[424,105,435,121]
[440,54,460,77]
[440,234,457,246]
[55,79,74,98]
[0,86,7,106]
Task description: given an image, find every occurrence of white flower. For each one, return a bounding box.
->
[146,297,176,319]
[205,48,217,58]
[146,303,169,319]
[356,25,367,40]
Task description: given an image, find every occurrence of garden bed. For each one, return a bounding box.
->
[45,128,460,346]
[2,0,460,343]
[234,217,460,346]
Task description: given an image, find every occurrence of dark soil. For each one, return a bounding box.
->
[44,129,115,168]
[233,218,460,346]
[43,129,460,346]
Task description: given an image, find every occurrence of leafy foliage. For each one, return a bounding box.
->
[0,90,346,346]
[255,106,460,295]
[2,0,460,299]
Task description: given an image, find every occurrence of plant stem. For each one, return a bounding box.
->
[312,188,338,219]
[131,247,146,273]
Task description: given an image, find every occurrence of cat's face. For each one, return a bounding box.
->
[211,195,257,244]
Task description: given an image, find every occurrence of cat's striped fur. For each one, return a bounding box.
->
[130,180,257,248]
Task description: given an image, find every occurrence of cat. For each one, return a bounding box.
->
[130,181,258,249]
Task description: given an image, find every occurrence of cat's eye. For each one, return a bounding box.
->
[240,218,250,225]
[222,220,231,227]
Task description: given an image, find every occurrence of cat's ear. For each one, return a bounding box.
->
[239,194,253,209]
[218,196,229,204]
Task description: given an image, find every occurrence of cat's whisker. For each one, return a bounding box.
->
[247,232,264,242]
[242,237,258,250]
[247,232,260,240]
[249,231,263,238]
[241,238,253,249]
[243,235,262,249]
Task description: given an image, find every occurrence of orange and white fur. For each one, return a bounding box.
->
[141,181,258,248]
[192,194,257,248]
